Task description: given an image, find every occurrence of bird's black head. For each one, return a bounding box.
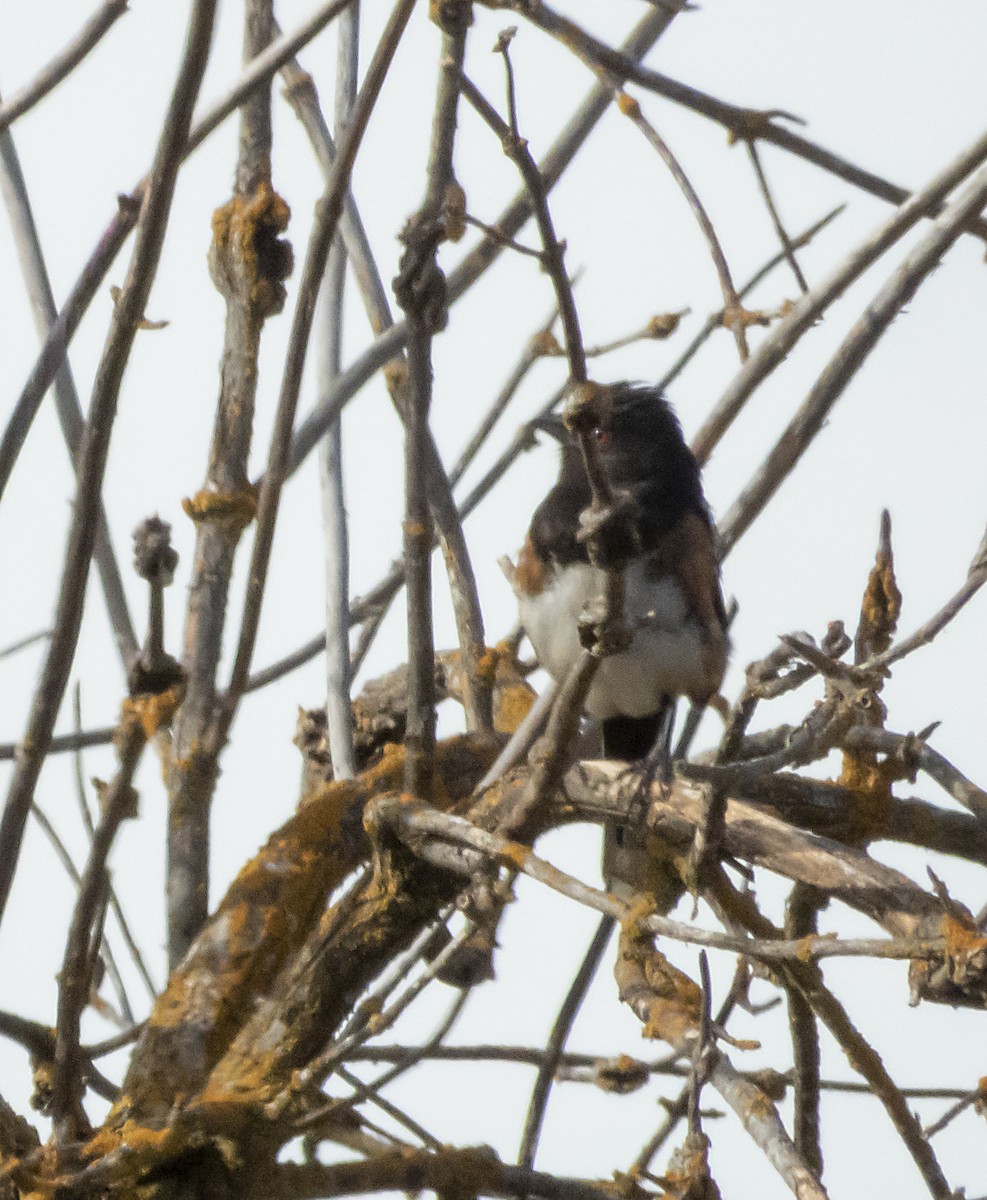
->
[528,384,711,565]
[543,384,702,496]
[582,384,692,487]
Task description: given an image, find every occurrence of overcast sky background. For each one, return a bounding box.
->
[1,2,987,1195]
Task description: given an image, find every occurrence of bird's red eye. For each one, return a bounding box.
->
[592,427,609,445]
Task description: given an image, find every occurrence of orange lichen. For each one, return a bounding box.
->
[645,312,686,340]
[442,179,467,242]
[837,750,895,842]
[941,913,987,957]
[122,682,185,737]
[858,547,902,657]
[182,486,258,530]
[530,328,562,357]
[493,680,535,734]
[721,304,773,331]
[794,932,835,963]
[498,841,529,871]
[486,641,537,734]
[745,1089,778,1120]
[110,735,499,1125]
[84,1116,177,1162]
[616,91,640,118]
[210,181,292,318]
[620,893,658,933]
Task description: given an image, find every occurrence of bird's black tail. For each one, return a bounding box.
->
[600,702,675,899]
[601,706,670,762]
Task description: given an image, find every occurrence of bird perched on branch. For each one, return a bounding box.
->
[510,383,728,888]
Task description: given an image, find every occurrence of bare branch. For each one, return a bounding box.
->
[0,0,218,931]
[216,0,416,742]
[167,0,286,965]
[0,1,128,135]
[316,3,360,784]
[518,914,614,1170]
[718,158,987,558]
[52,712,147,1142]
[0,106,138,669]
[617,91,752,360]
[693,123,987,466]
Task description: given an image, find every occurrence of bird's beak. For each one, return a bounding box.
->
[529,411,568,443]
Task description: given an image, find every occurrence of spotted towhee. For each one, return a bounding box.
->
[513,383,728,766]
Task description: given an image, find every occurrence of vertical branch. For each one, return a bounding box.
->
[317,5,360,782]
[0,0,218,932]
[394,3,472,796]
[0,0,356,509]
[218,0,417,736]
[518,914,614,1170]
[50,714,147,1143]
[0,107,138,671]
[167,0,288,967]
[785,884,824,1179]
[282,50,491,726]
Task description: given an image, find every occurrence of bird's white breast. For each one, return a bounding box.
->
[518,558,710,719]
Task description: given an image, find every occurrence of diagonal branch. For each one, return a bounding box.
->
[0,0,219,931]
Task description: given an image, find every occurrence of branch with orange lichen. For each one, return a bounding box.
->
[296,642,534,790]
[614,925,827,1200]
[109,734,498,1129]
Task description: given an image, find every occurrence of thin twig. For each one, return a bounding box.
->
[316,3,360,784]
[0,0,129,135]
[923,1085,986,1139]
[0,726,115,762]
[657,205,842,393]
[0,108,138,669]
[339,1044,977,1103]
[28,801,134,1026]
[334,1064,443,1150]
[51,715,147,1142]
[617,92,750,359]
[0,0,218,932]
[459,74,586,385]
[693,122,987,466]
[717,158,987,559]
[746,140,810,293]
[0,629,50,660]
[505,0,987,243]
[518,914,615,1170]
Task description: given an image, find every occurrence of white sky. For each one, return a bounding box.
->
[1,2,986,1196]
